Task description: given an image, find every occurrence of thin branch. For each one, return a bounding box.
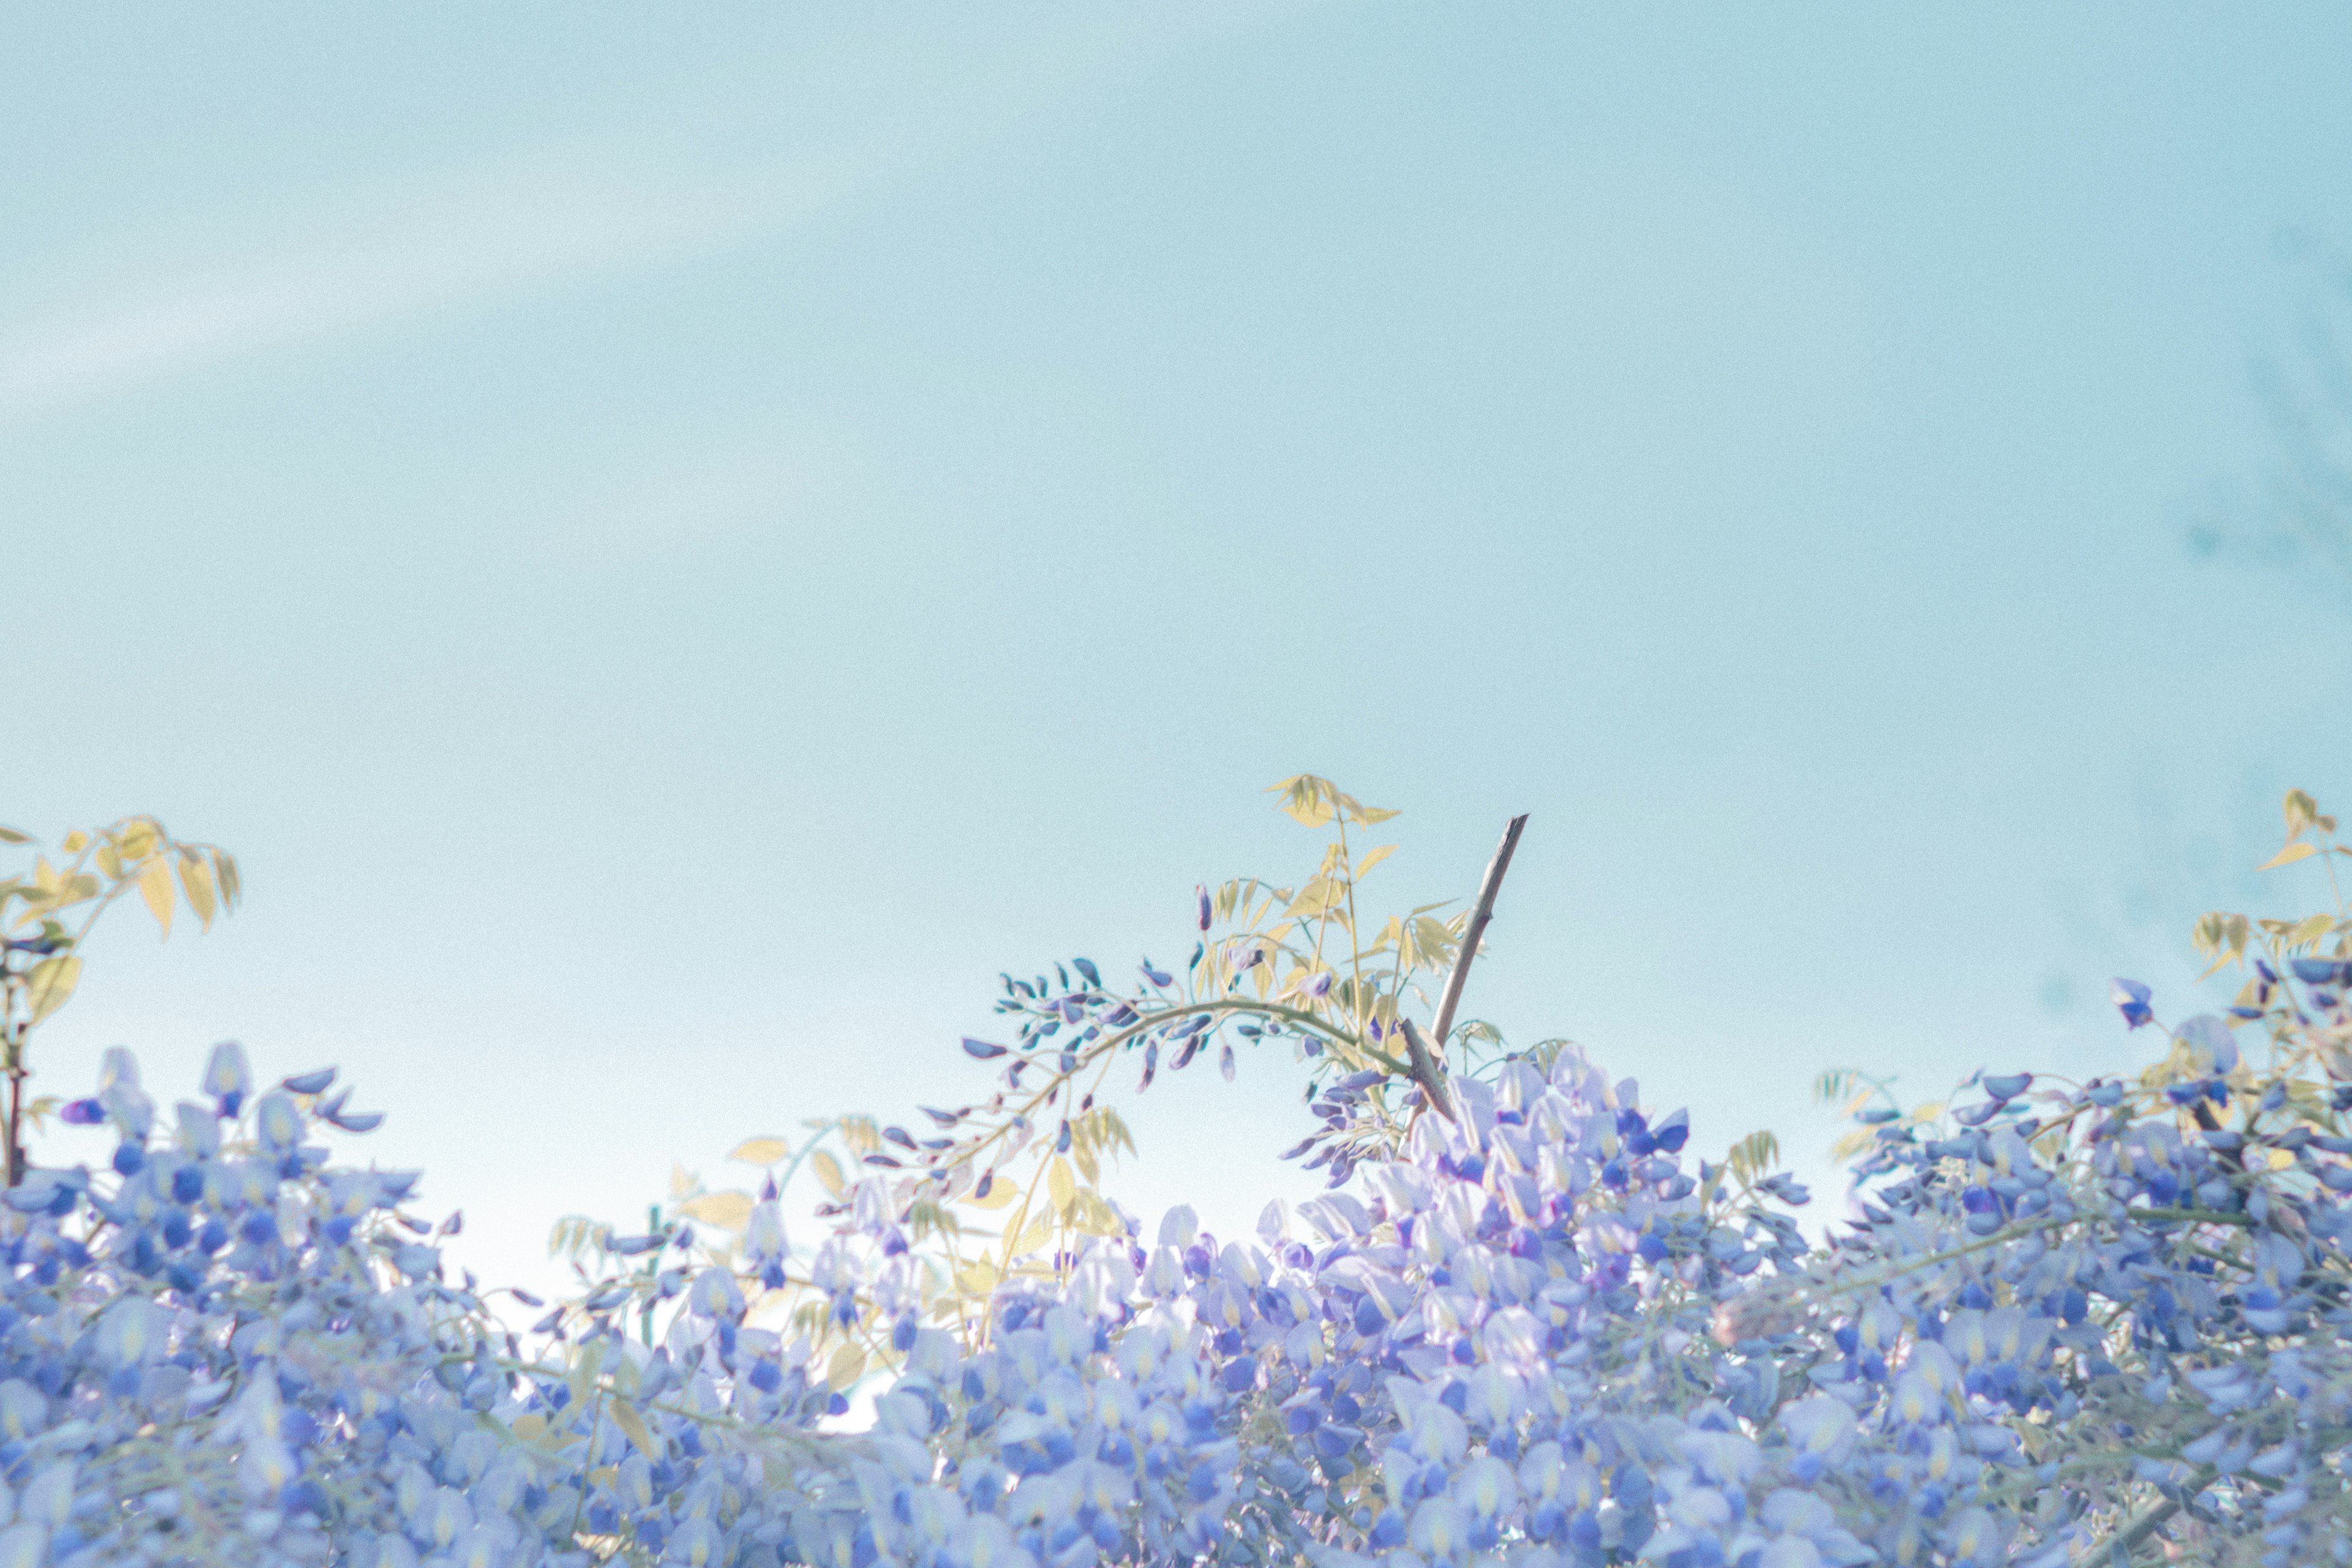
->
[1398,1019,1452,1121]
[2090,1489,2187,1564]
[1428,814,1529,1053]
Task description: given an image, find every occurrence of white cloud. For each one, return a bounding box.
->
[0,2,1279,420]
[0,153,851,418]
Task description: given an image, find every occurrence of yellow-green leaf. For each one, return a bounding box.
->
[1355,843,1398,878]
[137,860,173,938]
[810,1150,845,1197]
[568,1341,605,1409]
[24,956,80,1025]
[728,1137,791,1165]
[1284,876,1343,919]
[608,1398,658,1460]
[677,1191,753,1231]
[2259,842,2320,872]
[1283,798,1333,827]
[178,858,217,927]
[2286,788,2320,835]
[1071,1190,1125,1237]
[963,1175,1014,1209]
[1096,1107,1135,1159]
[0,826,27,845]
[1727,1129,1780,1181]
[1046,1156,1076,1216]
[826,1342,867,1391]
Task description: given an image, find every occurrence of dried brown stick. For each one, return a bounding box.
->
[1396,814,1530,1123]
[1398,1017,1452,1121]
[1428,814,1529,1055]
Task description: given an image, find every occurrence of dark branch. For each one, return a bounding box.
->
[1428,814,1529,1054]
[1398,1018,1453,1121]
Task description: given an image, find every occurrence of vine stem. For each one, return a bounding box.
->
[947,999,1394,1178]
[2,971,21,1188]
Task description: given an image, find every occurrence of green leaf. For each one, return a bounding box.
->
[0,827,27,845]
[608,1397,658,1460]
[2259,842,2320,872]
[24,955,80,1025]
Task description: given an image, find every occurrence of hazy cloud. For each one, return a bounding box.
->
[0,153,850,418]
[0,4,1267,420]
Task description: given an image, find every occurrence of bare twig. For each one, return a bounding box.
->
[1428,814,1529,1054]
[1398,1018,1452,1121]
[1396,814,1529,1125]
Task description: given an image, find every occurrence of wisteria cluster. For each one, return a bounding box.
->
[8,1020,2349,1568]
[469,1035,1833,1568]
[10,782,2352,1568]
[0,1038,891,1568]
[577,946,2352,1568]
[0,1041,551,1567]
[1769,958,2352,1567]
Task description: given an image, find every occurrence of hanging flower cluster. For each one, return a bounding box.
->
[556,1039,1822,1568]
[6,782,2352,1567]
[0,1040,564,1568]
[550,785,2352,1567]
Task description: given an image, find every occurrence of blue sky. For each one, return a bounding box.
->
[6,4,2351,1298]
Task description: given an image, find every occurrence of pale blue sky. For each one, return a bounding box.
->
[7,4,2351,1297]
